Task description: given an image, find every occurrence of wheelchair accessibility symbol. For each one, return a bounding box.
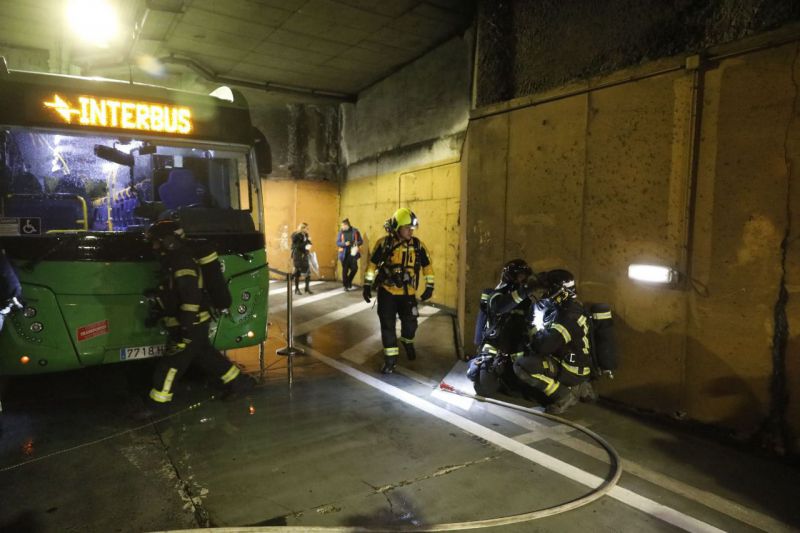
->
[19,217,41,235]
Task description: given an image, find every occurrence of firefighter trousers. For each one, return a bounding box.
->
[149,322,240,404]
[377,287,418,363]
[513,353,590,400]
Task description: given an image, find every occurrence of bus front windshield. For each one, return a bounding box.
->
[0,128,251,234]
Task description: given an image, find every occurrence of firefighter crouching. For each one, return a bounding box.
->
[467,259,541,397]
[513,269,597,414]
[144,219,255,413]
[363,208,434,374]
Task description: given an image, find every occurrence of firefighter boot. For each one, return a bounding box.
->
[400,339,416,361]
[380,358,396,374]
[573,381,598,403]
[545,387,578,415]
[222,373,257,401]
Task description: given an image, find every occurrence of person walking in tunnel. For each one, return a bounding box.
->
[468,259,541,396]
[143,219,255,415]
[336,218,363,291]
[291,222,313,295]
[363,208,434,374]
[513,269,596,414]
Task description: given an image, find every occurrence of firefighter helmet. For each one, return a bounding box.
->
[544,269,577,302]
[389,208,418,231]
[146,219,185,241]
[501,259,533,286]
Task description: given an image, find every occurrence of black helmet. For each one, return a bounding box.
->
[146,219,185,241]
[501,259,533,286]
[544,269,577,302]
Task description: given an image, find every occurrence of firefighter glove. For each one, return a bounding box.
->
[362,285,372,303]
[420,285,434,301]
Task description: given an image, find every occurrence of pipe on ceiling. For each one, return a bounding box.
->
[159,55,356,103]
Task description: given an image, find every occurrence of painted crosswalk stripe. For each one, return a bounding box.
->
[272,287,346,312]
[269,281,324,296]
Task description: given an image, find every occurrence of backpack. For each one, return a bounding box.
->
[193,242,233,311]
[588,303,617,375]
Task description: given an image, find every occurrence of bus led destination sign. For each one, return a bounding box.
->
[43,94,193,134]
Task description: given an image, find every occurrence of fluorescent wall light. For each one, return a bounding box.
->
[628,264,675,284]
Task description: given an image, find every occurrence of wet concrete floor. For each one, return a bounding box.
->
[0,280,799,532]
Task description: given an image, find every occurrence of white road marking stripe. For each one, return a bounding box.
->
[290,300,778,531]
[300,344,725,533]
[272,287,346,312]
[270,281,324,296]
[292,301,373,336]
[556,435,797,533]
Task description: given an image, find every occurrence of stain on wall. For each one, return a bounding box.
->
[476,0,800,106]
[464,37,800,453]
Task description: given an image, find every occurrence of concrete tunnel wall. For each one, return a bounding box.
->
[338,35,472,310]
[461,30,800,449]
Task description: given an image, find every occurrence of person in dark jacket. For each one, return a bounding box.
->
[335,218,363,291]
[291,222,313,295]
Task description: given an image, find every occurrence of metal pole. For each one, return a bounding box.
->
[258,341,265,384]
[276,272,303,386]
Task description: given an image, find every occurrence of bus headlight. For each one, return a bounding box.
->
[23,307,37,318]
[241,291,251,301]
[237,304,247,314]
[30,322,44,333]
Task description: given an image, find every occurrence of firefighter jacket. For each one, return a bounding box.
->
[364,235,434,297]
[479,283,533,357]
[159,246,211,332]
[530,298,591,376]
[335,227,363,261]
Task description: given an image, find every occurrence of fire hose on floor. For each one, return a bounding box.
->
[162,382,623,532]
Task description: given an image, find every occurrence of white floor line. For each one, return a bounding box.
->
[292,300,374,336]
[272,287,346,312]
[299,343,725,533]
[555,435,797,533]
[269,281,324,296]
[289,300,777,531]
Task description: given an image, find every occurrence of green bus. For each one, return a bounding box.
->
[0,63,269,378]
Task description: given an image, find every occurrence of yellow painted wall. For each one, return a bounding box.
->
[340,161,461,309]
[262,179,339,280]
[463,41,800,445]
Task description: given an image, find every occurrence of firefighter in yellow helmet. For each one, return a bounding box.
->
[363,208,434,374]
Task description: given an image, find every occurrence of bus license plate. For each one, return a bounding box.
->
[120,344,166,361]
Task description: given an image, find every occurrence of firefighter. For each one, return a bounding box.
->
[0,248,22,332]
[144,220,254,413]
[513,269,595,414]
[335,218,363,291]
[467,259,540,396]
[363,208,434,374]
[291,222,313,295]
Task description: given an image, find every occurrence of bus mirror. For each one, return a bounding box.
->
[94,144,134,167]
[252,127,271,175]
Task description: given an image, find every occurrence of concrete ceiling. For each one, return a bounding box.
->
[0,0,474,104]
